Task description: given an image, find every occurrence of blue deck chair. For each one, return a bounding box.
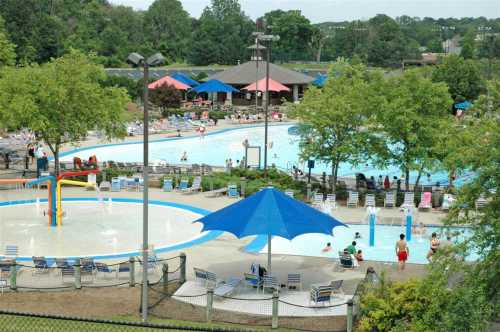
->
[178,178,189,191]
[310,285,333,306]
[32,256,49,275]
[111,178,121,192]
[163,178,173,192]
[116,262,130,278]
[227,184,239,198]
[244,273,262,293]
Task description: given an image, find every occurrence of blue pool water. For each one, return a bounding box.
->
[255,224,478,264]
[60,124,471,185]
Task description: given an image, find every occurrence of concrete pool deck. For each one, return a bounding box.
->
[0,187,436,291]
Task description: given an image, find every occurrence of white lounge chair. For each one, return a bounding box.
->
[347,191,359,208]
[205,187,227,198]
[400,192,415,210]
[313,193,323,208]
[364,194,376,207]
[442,193,454,211]
[475,194,487,210]
[326,194,336,209]
[384,191,396,208]
[262,275,278,293]
[287,273,302,291]
[284,190,294,198]
[182,176,202,194]
[214,278,241,297]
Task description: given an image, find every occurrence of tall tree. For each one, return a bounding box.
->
[0,16,15,67]
[0,51,130,175]
[290,59,378,192]
[432,55,485,102]
[143,0,191,62]
[188,0,253,65]
[373,69,452,190]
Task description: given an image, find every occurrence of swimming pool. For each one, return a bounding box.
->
[251,224,477,264]
[60,124,471,185]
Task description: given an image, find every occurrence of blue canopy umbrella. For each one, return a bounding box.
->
[311,74,327,87]
[195,187,346,274]
[171,72,199,87]
[191,79,239,93]
[454,100,472,110]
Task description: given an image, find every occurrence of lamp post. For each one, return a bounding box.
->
[251,32,264,111]
[257,34,280,171]
[127,52,165,323]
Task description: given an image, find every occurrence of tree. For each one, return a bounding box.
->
[149,84,183,114]
[0,51,130,175]
[367,14,408,67]
[263,10,315,62]
[188,0,253,65]
[0,16,15,67]
[373,69,452,190]
[143,0,191,62]
[290,59,377,192]
[432,55,485,102]
[460,29,476,59]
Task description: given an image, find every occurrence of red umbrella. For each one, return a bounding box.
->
[148,76,191,90]
[243,78,290,92]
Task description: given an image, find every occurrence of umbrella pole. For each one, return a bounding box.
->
[267,233,272,275]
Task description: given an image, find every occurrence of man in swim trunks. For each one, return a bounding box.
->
[396,234,409,271]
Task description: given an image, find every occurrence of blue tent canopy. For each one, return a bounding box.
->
[191,79,239,93]
[171,72,199,87]
[455,100,472,110]
[311,74,327,87]
[195,187,346,273]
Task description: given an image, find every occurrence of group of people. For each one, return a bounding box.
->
[322,232,364,266]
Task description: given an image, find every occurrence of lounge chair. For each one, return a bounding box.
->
[347,191,359,208]
[4,245,18,259]
[326,194,336,209]
[364,193,376,207]
[227,184,239,198]
[81,258,95,282]
[194,268,208,285]
[338,251,355,269]
[284,190,294,198]
[384,191,396,208]
[313,193,323,208]
[262,275,278,293]
[182,176,202,194]
[330,280,344,299]
[287,273,302,291]
[111,178,121,192]
[162,178,173,192]
[178,178,189,191]
[442,194,454,211]
[310,285,333,306]
[99,181,111,191]
[475,194,487,210]
[205,271,219,288]
[32,256,49,275]
[243,273,262,293]
[214,278,241,297]
[205,187,227,198]
[418,192,432,211]
[0,260,13,279]
[95,262,114,278]
[61,265,75,282]
[116,262,130,278]
[400,192,415,210]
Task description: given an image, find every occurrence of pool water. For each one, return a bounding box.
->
[60,124,472,185]
[259,224,478,264]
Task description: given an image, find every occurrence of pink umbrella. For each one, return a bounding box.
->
[148,76,191,90]
[243,78,290,92]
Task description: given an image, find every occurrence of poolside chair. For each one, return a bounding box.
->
[384,191,396,208]
[326,194,337,210]
[287,273,302,291]
[194,268,208,285]
[182,176,202,194]
[364,193,376,208]
[227,184,239,198]
[243,273,262,293]
[32,256,49,275]
[178,178,189,191]
[313,193,323,209]
[347,191,359,208]
[214,278,241,298]
[284,190,294,198]
[262,275,278,293]
[475,194,487,210]
[338,251,355,269]
[310,285,333,306]
[4,245,18,259]
[61,265,75,282]
[162,178,173,192]
[442,193,454,211]
[205,271,219,288]
[400,192,415,210]
[0,260,13,279]
[418,192,432,211]
[94,263,114,279]
[0,275,6,294]
[116,262,130,279]
[99,180,111,191]
[330,280,345,299]
[80,258,96,282]
[111,178,121,192]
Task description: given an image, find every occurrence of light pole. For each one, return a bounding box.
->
[251,32,264,111]
[127,52,165,322]
[257,34,280,171]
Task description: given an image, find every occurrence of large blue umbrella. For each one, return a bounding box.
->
[195,187,346,273]
[171,72,199,87]
[191,79,239,93]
